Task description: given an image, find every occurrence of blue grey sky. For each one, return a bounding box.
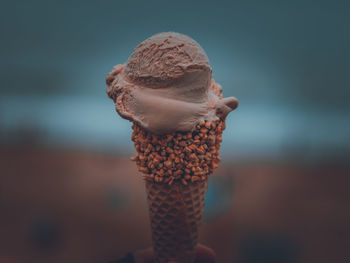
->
[1,0,349,160]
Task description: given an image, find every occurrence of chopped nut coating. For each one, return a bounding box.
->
[131,119,225,184]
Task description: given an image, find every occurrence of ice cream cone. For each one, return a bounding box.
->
[131,119,224,263]
[145,179,208,263]
[105,32,238,263]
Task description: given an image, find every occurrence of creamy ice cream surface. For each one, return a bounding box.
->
[106,32,238,134]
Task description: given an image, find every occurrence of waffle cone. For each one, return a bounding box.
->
[145,179,208,263]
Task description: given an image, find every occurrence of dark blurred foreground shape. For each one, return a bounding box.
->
[1,147,349,263]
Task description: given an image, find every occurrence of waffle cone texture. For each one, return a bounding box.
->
[145,179,208,263]
[131,118,225,262]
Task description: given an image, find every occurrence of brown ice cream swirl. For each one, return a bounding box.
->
[106,32,238,134]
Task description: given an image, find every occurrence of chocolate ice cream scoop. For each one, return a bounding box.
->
[106,32,238,134]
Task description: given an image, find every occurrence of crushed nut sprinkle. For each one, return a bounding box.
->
[131,119,225,185]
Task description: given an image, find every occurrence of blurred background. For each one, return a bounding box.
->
[1,0,349,262]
